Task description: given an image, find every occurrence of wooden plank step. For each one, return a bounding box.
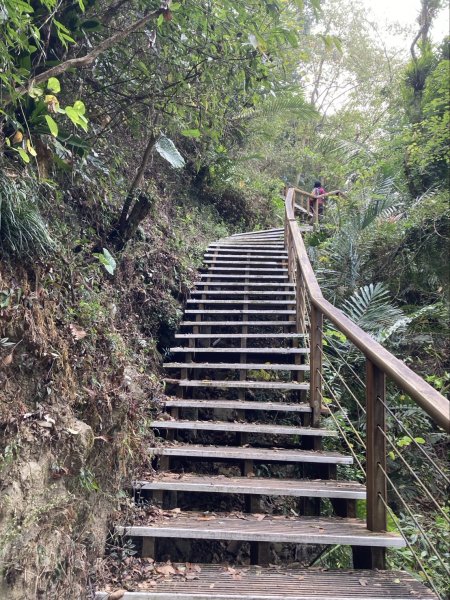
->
[193,282,295,287]
[208,240,286,252]
[184,312,296,317]
[180,321,296,327]
[135,475,366,499]
[190,291,295,296]
[163,379,309,391]
[150,444,353,464]
[204,260,286,266]
[164,362,308,371]
[231,227,284,236]
[198,275,289,280]
[94,566,436,599]
[226,237,284,243]
[201,268,288,273]
[151,421,333,437]
[95,566,435,600]
[162,399,311,412]
[186,300,295,305]
[116,512,405,547]
[208,246,287,257]
[174,333,304,339]
[169,347,307,354]
[203,254,287,264]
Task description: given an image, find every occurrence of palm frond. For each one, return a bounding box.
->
[342,282,404,335]
[235,94,317,122]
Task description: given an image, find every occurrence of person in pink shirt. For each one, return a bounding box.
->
[310,180,326,220]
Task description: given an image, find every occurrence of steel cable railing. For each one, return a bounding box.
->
[285,186,450,594]
[378,495,443,599]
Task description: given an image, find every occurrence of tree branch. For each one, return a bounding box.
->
[2,6,167,107]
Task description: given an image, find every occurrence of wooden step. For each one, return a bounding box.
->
[135,475,366,499]
[205,246,287,259]
[169,347,307,354]
[193,282,295,287]
[150,444,353,465]
[174,333,304,339]
[184,310,296,315]
[94,566,435,600]
[180,321,296,327]
[162,399,311,412]
[199,275,289,280]
[116,512,405,547]
[152,420,334,437]
[190,290,295,296]
[210,245,285,249]
[163,379,309,391]
[204,261,287,267]
[230,227,284,236]
[186,300,295,305]
[201,267,288,273]
[164,362,308,371]
[204,256,285,262]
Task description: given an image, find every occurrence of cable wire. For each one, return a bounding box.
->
[318,370,367,450]
[378,397,450,484]
[378,494,444,599]
[377,425,450,523]
[378,463,450,577]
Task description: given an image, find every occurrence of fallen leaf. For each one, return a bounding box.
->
[359,578,368,587]
[209,583,215,589]
[252,514,266,521]
[196,515,215,521]
[107,591,126,600]
[156,564,177,577]
[2,353,13,366]
[69,324,87,340]
[37,421,53,429]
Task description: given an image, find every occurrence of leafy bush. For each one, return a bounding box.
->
[0,170,55,258]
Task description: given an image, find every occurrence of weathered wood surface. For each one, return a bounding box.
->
[151,420,335,437]
[161,398,311,411]
[116,513,405,547]
[135,475,366,499]
[94,566,436,600]
[149,444,353,464]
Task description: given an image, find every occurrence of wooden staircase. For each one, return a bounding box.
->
[95,227,440,599]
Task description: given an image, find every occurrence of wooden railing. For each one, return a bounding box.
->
[291,187,344,225]
[285,187,450,577]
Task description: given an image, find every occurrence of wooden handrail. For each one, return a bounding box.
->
[285,187,450,432]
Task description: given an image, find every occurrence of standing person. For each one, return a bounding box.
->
[310,180,326,221]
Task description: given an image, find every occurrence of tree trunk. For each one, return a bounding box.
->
[117,132,157,233]
[115,194,154,251]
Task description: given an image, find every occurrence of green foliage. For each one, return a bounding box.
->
[0,170,54,257]
[342,283,405,336]
[154,136,185,169]
[93,248,117,275]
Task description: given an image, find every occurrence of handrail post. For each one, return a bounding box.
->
[365,359,387,569]
[296,258,306,334]
[309,304,322,427]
